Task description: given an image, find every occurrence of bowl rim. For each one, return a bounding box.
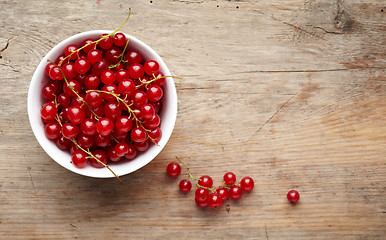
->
[28,30,177,178]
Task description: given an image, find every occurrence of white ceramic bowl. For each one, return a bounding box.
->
[28,30,177,178]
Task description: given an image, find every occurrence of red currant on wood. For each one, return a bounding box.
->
[287,190,300,203]
[179,179,192,193]
[229,185,243,200]
[240,176,254,192]
[166,162,181,177]
[223,172,236,185]
[199,175,213,188]
[208,193,223,209]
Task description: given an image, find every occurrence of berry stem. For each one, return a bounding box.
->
[71,139,123,186]
[175,156,216,193]
[48,60,101,119]
[58,8,132,66]
[108,37,130,69]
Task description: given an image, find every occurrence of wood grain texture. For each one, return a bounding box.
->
[0,0,385,239]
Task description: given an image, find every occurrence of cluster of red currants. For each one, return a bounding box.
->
[167,159,255,209]
[40,32,166,170]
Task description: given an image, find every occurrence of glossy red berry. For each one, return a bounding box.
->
[146,85,163,102]
[75,58,91,74]
[229,185,243,200]
[115,116,133,132]
[140,103,156,120]
[114,142,129,157]
[64,44,79,60]
[80,118,97,136]
[131,90,148,107]
[118,79,135,95]
[71,150,88,168]
[179,179,192,193]
[148,127,162,143]
[208,193,223,209]
[125,50,142,65]
[67,106,85,125]
[81,38,96,53]
[130,127,147,143]
[44,121,61,140]
[287,190,300,203]
[134,141,149,152]
[223,172,236,185]
[199,175,213,188]
[128,63,144,79]
[87,49,103,64]
[61,123,80,139]
[113,32,126,47]
[49,66,63,80]
[90,149,108,168]
[166,162,181,177]
[216,187,230,201]
[195,197,208,208]
[144,60,159,75]
[101,70,116,84]
[195,187,209,203]
[40,102,57,121]
[124,144,137,160]
[96,117,114,136]
[98,34,114,49]
[240,176,254,192]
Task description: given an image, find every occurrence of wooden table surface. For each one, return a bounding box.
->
[0,0,385,239]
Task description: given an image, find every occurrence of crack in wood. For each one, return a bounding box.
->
[0,38,11,59]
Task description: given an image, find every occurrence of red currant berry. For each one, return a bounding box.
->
[115,142,129,157]
[75,58,91,74]
[115,116,133,133]
[101,84,119,102]
[63,79,81,97]
[57,93,71,107]
[216,187,230,201]
[44,121,61,140]
[130,127,147,143]
[128,63,144,79]
[103,101,122,120]
[94,134,111,148]
[134,141,149,152]
[105,46,122,64]
[90,149,108,168]
[80,118,97,136]
[77,133,95,149]
[179,179,192,193]
[195,197,208,208]
[148,127,162,143]
[98,34,114,49]
[125,50,142,65]
[118,79,135,95]
[151,71,166,87]
[81,38,96,53]
[131,90,148,107]
[287,190,300,203]
[116,69,130,82]
[143,114,160,129]
[113,32,126,47]
[140,103,156,120]
[199,175,213,188]
[107,146,121,162]
[208,193,223,209]
[229,185,243,200]
[49,66,63,80]
[101,70,116,84]
[67,106,86,125]
[166,162,181,177]
[96,117,114,136]
[62,62,78,79]
[56,136,71,151]
[61,123,80,139]
[124,144,137,160]
[224,172,236,185]
[64,44,79,60]
[146,85,163,102]
[144,60,159,75]
[45,63,55,76]
[40,102,57,121]
[85,91,103,108]
[41,84,56,100]
[195,187,209,203]
[92,59,109,75]
[71,150,88,168]
[240,176,254,192]
[87,49,103,64]
[84,74,100,90]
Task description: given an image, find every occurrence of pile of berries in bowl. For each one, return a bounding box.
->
[28,30,177,179]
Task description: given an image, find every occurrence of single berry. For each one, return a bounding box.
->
[216,187,230,201]
[144,60,159,75]
[195,187,209,203]
[179,179,192,193]
[240,176,254,192]
[113,32,126,47]
[96,117,114,136]
[208,193,223,209]
[115,142,129,157]
[223,172,236,185]
[287,190,300,203]
[61,123,80,139]
[44,121,61,140]
[130,127,147,143]
[146,85,163,102]
[125,50,142,65]
[71,150,88,168]
[199,175,213,188]
[166,162,181,177]
[229,185,243,200]
[195,197,208,208]
[90,149,108,168]
[40,102,57,121]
